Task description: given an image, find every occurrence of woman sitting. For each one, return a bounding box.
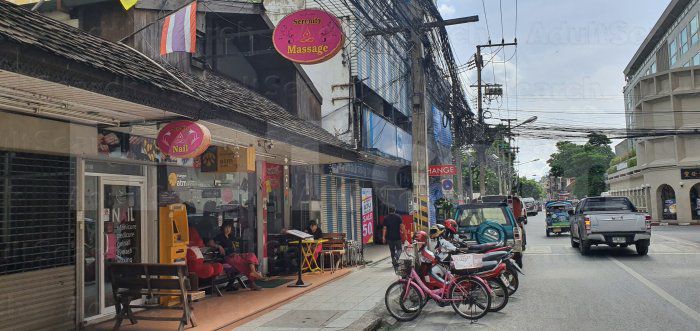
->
[305,220,324,239]
[209,221,263,291]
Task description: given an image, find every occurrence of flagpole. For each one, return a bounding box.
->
[118,0,197,43]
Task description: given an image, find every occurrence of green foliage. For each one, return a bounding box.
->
[547,134,615,197]
[518,177,545,200]
[607,149,637,174]
[462,151,502,196]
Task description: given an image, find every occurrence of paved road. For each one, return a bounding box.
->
[389,214,700,330]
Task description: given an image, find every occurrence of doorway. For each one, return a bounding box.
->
[658,184,677,220]
[82,175,146,321]
[691,183,700,221]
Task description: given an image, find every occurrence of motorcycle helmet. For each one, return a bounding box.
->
[429,224,445,239]
[444,219,458,235]
[414,230,428,244]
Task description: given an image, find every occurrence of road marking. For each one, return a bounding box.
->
[654,234,700,248]
[609,256,700,324]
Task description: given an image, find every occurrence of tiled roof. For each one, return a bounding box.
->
[0,1,356,156]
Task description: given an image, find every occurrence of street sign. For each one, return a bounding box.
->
[429,165,457,176]
[441,179,454,192]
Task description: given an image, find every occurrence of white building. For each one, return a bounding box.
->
[608,0,700,223]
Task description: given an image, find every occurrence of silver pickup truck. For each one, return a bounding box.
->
[570,196,651,256]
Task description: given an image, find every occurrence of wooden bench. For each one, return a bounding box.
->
[109,263,206,331]
[321,233,346,273]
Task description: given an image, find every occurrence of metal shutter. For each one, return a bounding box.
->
[0,266,75,330]
[0,151,76,330]
[321,175,337,233]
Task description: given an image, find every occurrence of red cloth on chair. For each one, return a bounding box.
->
[225,253,260,280]
[189,227,205,247]
[187,228,223,279]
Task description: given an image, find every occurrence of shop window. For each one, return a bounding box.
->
[658,184,677,220]
[0,152,76,275]
[691,183,700,221]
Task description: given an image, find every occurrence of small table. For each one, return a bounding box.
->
[290,239,328,273]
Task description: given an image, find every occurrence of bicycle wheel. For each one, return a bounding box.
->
[487,279,509,312]
[449,277,491,320]
[385,281,423,321]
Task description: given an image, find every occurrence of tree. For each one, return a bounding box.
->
[518,177,545,200]
[587,132,611,147]
[546,134,615,197]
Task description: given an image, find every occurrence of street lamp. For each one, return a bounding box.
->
[513,116,538,129]
[516,158,540,166]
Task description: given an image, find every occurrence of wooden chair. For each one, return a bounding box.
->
[321,233,346,273]
[109,263,206,331]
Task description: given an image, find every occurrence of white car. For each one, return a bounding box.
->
[570,197,651,255]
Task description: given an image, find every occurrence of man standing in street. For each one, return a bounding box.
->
[383,206,405,269]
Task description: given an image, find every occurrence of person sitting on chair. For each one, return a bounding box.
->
[305,220,324,239]
[209,221,263,291]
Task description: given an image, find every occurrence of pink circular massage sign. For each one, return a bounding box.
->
[156,120,211,159]
[273,9,344,64]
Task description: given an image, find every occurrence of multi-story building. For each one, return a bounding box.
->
[608,0,700,223]
[266,0,459,237]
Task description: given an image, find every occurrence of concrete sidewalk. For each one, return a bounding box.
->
[233,249,395,331]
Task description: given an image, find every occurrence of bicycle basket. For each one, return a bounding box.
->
[396,259,413,277]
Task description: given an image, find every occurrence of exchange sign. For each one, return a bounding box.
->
[429,165,457,176]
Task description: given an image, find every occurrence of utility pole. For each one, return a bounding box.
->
[363,5,478,230]
[474,41,517,197]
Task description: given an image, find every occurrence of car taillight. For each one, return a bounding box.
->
[584,216,591,231]
[645,215,652,230]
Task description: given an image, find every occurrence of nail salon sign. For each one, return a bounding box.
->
[273,9,344,64]
[157,120,211,159]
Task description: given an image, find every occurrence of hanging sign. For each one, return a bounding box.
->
[157,120,211,159]
[272,9,344,64]
[200,146,256,173]
[429,165,457,176]
[361,188,374,244]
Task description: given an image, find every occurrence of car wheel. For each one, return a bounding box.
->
[579,233,591,255]
[636,240,649,256]
[570,233,579,248]
[546,229,550,237]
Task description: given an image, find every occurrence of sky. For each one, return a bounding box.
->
[436,0,671,180]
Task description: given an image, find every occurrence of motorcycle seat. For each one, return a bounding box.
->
[467,242,500,252]
[454,260,499,274]
[482,251,509,262]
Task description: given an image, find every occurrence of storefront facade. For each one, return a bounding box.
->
[0,4,361,329]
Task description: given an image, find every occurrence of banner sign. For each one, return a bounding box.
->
[272,9,344,64]
[324,162,389,182]
[429,165,457,176]
[681,168,700,179]
[361,188,374,244]
[157,120,211,159]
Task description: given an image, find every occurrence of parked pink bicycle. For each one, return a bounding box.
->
[384,239,492,321]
